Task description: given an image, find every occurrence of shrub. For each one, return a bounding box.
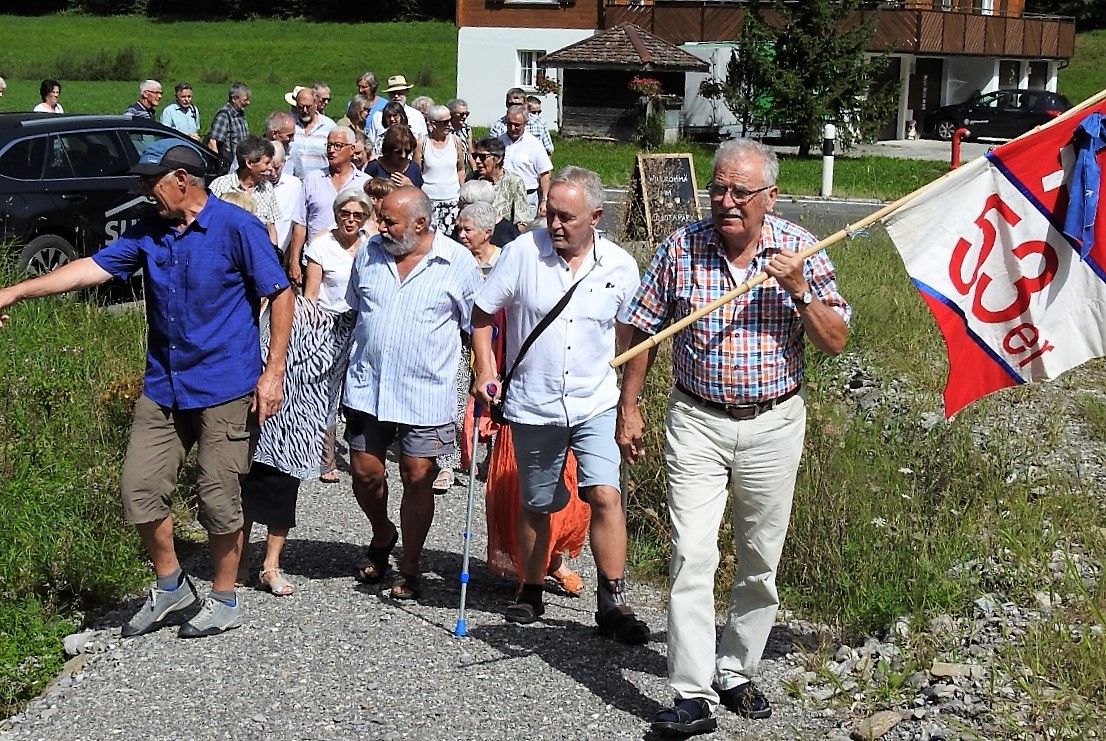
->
[53,45,139,81]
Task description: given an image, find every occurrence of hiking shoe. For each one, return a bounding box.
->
[121,575,198,637]
[715,681,772,719]
[178,596,243,639]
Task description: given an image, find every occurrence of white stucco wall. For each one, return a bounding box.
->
[680,43,741,132]
[456,26,594,131]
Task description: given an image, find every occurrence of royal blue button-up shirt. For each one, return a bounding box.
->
[93,196,290,410]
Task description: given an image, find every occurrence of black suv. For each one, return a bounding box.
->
[0,114,222,275]
[923,89,1071,141]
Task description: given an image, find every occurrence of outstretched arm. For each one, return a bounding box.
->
[0,258,113,328]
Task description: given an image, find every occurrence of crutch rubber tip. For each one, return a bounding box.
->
[454,619,467,637]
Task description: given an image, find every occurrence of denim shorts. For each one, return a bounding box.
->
[509,407,620,514]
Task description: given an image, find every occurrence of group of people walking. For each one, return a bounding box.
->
[0,70,850,737]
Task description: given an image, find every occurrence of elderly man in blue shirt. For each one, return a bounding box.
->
[343,186,482,601]
[0,140,293,639]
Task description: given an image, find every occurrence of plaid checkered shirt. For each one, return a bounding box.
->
[618,215,851,404]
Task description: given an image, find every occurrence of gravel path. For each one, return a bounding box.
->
[3,447,839,741]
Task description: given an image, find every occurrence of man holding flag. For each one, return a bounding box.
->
[616,138,850,737]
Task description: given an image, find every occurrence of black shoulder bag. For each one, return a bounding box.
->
[488,260,597,424]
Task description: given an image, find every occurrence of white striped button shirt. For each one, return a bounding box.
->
[343,231,483,426]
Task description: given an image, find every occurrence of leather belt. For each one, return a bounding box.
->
[675,383,800,421]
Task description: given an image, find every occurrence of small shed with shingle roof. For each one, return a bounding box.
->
[539,23,709,140]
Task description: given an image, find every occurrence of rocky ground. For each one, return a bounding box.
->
[4,357,1105,740]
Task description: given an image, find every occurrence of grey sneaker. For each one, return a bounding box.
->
[178,595,243,639]
[121,576,198,637]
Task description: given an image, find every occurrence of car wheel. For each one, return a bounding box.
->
[934,119,959,142]
[19,235,78,276]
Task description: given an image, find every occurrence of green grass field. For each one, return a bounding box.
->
[0,17,458,132]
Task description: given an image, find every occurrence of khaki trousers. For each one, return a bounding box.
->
[663,388,806,706]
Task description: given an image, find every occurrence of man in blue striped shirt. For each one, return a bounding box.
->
[343,187,483,601]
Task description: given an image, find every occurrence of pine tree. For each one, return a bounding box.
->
[727,0,900,156]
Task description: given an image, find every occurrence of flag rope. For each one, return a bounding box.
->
[610,86,1106,370]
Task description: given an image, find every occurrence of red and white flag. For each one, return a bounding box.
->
[884,98,1106,417]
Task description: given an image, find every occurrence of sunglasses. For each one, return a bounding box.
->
[338,209,367,220]
[472,152,496,160]
[388,148,413,156]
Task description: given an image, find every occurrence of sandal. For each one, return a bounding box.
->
[651,698,716,738]
[504,600,544,624]
[319,470,341,484]
[259,567,295,596]
[432,468,453,492]
[388,572,421,601]
[546,563,585,596]
[354,529,398,584]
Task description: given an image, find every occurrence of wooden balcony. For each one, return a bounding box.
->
[601,3,1075,60]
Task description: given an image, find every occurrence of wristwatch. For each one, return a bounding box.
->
[792,289,814,306]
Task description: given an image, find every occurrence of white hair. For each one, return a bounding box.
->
[140,79,160,94]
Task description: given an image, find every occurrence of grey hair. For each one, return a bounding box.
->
[713,138,778,187]
[264,110,293,136]
[550,166,605,211]
[506,104,528,121]
[271,140,286,163]
[187,174,205,189]
[140,79,160,94]
[458,178,495,206]
[427,104,450,121]
[332,187,372,221]
[357,71,377,89]
[355,130,373,154]
[410,95,434,114]
[312,81,330,95]
[458,201,497,233]
[331,125,356,144]
[229,82,249,101]
[446,98,468,112]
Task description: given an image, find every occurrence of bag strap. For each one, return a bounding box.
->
[499,249,599,393]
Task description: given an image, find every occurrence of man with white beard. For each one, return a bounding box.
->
[342,187,482,602]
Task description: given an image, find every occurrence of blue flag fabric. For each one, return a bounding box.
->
[1064,112,1106,258]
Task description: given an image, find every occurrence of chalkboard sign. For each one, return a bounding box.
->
[626,153,701,243]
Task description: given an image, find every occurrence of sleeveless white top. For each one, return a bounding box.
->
[421,134,460,201]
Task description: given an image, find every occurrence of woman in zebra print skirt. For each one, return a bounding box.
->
[238,188,367,596]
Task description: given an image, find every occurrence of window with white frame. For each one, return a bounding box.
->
[518,50,546,89]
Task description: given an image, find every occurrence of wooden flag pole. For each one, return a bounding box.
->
[610,86,1106,370]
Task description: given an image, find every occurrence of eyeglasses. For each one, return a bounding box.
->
[430,118,450,125]
[388,148,412,156]
[454,111,470,119]
[707,183,772,204]
[326,142,352,150]
[338,209,367,221]
[472,152,496,160]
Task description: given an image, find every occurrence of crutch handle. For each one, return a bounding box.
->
[475,382,497,419]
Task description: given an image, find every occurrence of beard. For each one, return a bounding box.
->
[381,229,419,256]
